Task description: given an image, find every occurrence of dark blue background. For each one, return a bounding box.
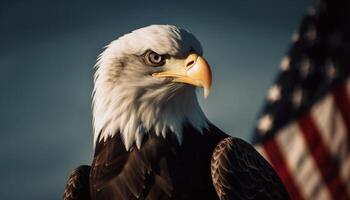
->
[0,0,312,199]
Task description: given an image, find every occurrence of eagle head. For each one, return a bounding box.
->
[93,25,212,150]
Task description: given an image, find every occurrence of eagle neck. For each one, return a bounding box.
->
[93,84,209,150]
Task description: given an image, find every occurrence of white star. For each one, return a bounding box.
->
[292,32,300,42]
[326,61,336,80]
[280,56,290,71]
[306,26,317,41]
[267,85,281,102]
[257,114,273,134]
[308,7,316,16]
[293,88,303,108]
[300,58,311,77]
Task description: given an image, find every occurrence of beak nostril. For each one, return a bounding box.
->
[186,60,195,68]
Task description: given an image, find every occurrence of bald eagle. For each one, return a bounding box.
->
[63,25,289,200]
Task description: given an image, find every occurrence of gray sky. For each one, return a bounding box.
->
[0,0,313,199]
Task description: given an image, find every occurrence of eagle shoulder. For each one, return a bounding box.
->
[63,165,91,200]
[211,137,290,200]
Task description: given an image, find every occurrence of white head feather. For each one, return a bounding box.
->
[92,25,209,150]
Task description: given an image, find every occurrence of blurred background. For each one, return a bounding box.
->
[0,0,313,199]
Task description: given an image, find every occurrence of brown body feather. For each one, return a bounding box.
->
[90,124,226,200]
[64,124,289,200]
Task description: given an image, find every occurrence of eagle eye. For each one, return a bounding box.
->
[144,51,166,66]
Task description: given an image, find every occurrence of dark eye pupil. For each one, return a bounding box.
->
[150,53,163,63]
[145,51,165,66]
[153,55,159,61]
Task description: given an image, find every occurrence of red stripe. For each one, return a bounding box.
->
[332,84,350,152]
[264,138,304,200]
[298,113,350,200]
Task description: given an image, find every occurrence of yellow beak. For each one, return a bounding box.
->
[152,53,212,98]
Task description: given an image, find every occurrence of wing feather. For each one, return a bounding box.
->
[211,137,290,200]
[63,165,91,200]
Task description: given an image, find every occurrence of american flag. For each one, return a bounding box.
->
[252,0,350,199]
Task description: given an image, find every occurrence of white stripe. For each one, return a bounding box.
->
[276,123,331,200]
[312,95,347,158]
[312,93,350,195]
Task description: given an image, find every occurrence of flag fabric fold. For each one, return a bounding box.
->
[252,0,350,199]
